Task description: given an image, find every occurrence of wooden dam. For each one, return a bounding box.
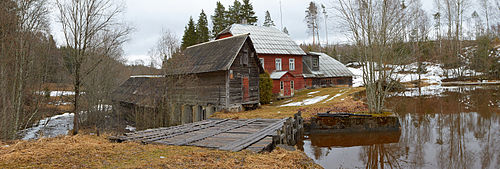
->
[110,113,303,152]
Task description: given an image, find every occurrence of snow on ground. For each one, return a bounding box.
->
[323,93,344,103]
[19,113,74,140]
[125,125,136,132]
[307,91,320,95]
[280,95,330,107]
[348,62,481,87]
[35,91,78,97]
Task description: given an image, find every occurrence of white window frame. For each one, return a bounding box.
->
[312,58,319,68]
[290,80,294,89]
[280,81,284,90]
[259,58,264,68]
[289,58,295,70]
[275,58,282,71]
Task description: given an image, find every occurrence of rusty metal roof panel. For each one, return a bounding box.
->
[222,24,306,56]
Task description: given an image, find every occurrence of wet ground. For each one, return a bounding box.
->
[299,85,500,169]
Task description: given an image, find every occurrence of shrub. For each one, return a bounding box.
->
[259,72,273,104]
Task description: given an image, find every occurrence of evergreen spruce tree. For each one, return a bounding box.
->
[181,17,197,49]
[211,1,228,36]
[263,10,275,27]
[196,10,210,43]
[241,0,257,25]
[228,0,242,25]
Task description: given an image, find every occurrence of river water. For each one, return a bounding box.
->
[299,86,500,169]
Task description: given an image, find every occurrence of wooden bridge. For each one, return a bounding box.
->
[110,112,303,152]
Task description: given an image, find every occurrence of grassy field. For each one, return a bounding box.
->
[0,135,321,169]
[213,87,369,120]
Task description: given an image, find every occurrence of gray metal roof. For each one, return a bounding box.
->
[269,71,289,80]
[218,24,306,56]
[165,34,251,75]
[309,52,354,77]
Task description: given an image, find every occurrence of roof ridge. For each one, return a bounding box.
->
[186,33,249,49]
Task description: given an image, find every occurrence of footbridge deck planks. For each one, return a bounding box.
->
[110,112,303,152]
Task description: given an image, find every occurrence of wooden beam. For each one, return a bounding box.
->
[167,119,258,146]
[142,119,231,143]
[219,118,288,151]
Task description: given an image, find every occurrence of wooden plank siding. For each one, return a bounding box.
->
[112,34,263,129]
[228,40,260,106]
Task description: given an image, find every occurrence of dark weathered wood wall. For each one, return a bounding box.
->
[228,40,260,105]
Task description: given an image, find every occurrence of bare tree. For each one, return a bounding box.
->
[148,29,180,69]
[13,0,49,139]
[56,0,127,135]
[409,0,431,86]
[335,0,414,113]
[479,0,491,35]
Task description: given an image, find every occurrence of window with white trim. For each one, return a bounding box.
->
[259,58,264,68]
[275,58,282,70]
[312,58,319,68]
[290,80,294,89]
[280,81,284,90]
[289,58,295,70]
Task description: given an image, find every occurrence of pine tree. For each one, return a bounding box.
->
[181,17,197,49]
[241,0,257,25]
[263,10,275,27]
[196,10,210,43]
[282,27,289,35]
[305,2,319,46]
[211,1,228,36]
[228,0,242,25]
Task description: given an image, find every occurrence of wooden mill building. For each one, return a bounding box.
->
[113,34,263,128]
[216,24,307,97]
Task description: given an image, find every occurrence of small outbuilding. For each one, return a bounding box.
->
[303,52,354,88]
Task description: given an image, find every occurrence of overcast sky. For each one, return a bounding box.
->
[51,0,435,64]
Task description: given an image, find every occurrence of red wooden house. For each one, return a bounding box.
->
[216,24,307,97]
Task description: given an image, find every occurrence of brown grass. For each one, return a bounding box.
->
[212,87,368,120]
[0,135,321,169]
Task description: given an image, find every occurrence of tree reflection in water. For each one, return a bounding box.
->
[301,86,499,169]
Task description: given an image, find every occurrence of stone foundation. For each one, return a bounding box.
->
[306,115,400,134]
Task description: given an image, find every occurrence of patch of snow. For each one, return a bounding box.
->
[2,145,9,148]
[160,156,165,159]
[348,67,364,87]
[323,93,344,103]
[125,125,136,132]
[283,100,293,103]
[19,113,74,140]
[280,95,330,107]
[35,91,82,97]
[348,62,483,87]
[307,91,320,95]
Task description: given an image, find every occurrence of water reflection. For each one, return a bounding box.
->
[300,86,500,169]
